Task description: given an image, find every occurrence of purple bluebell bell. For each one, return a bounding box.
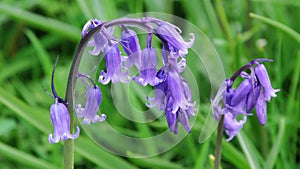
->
[147,69,196,134]
[121,28,141,68]
[82,19,114,56]
[255,64,280,101]
[156,23,195,56]
[76,85,106,125]
[49,98,80,144]
[49,57,79,144]
[99,43,130,84]
[213,59,279,141]
[133,33,160,86]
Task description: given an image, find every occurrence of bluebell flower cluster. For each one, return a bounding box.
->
[81,18,196,134]
[48,17,197,143]
[213,59,279,141]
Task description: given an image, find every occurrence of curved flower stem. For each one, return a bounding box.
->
[214,114,224,169]
[63,17,165,169]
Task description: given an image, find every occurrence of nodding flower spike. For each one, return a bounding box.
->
[48,57,79,144]
[213,59,279,141]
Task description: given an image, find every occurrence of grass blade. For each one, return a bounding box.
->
[250,13,300,44]
[238,131,262,169]
[263,117,285,169]
[0,141,58,169]
[0,3,81,41]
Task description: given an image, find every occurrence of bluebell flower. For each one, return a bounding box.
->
[147,69,196,134]
[82,19,114,56]
[213,59,279,141]
[48,57,79,144]
[76,85,106,125]
[133,33,161,86]
[121,28,141,68]
[98,43,130,84]
[49,98,80,144]
[156,22,195,56]
[255,63,280,101]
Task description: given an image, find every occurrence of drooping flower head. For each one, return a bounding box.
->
[213,59,279,141]
[76,73,106,125]
[79,17,196,134]
[48,58,79,144]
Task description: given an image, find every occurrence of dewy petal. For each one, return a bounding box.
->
[156,23,194,56]
[255,64,280,101]
[48,98,80,144]
[99,44,130,84]
[255,91,267,125]
[121,29,141,68]
[133,48,160,86]
[76,86,106,125]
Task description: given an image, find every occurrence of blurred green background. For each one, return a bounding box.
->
[0,0,299,168]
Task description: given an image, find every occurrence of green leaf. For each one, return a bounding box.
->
[250,13,300,44]
[25,29,53,77]
[0,141,58,169]
[238,131,262,169]
[263,117,285,169]
[0,3,81,41]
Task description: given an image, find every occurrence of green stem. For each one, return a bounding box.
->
[214,115,224,169]
[214,0,237,70]
[63,17,161,169]
[64,139,74,169]
[249,13,300,44]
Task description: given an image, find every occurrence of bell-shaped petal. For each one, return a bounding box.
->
[246,85,261,113]
[133,48,160,86]
[81,19,115,56]
[223,113,247,141]
[99,44,130,84]
[76,86,106,125]
[255,91,267,125]
[121,29,141,68]
[230,79,252,106]
[255,64,280,101]
[156,23,194,56]
[48,98,80,144]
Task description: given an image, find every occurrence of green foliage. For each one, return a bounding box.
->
[0,0,299,168]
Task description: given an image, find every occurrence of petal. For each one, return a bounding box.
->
[255,64,280,101]
[230,79,252,106]
[255,91,267,125]
[223,113,247,141]
[178,109,191,133]
[121,29,141,68]
[246,85,260,113]
[66,126,80,140]
[156,23,194,56]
